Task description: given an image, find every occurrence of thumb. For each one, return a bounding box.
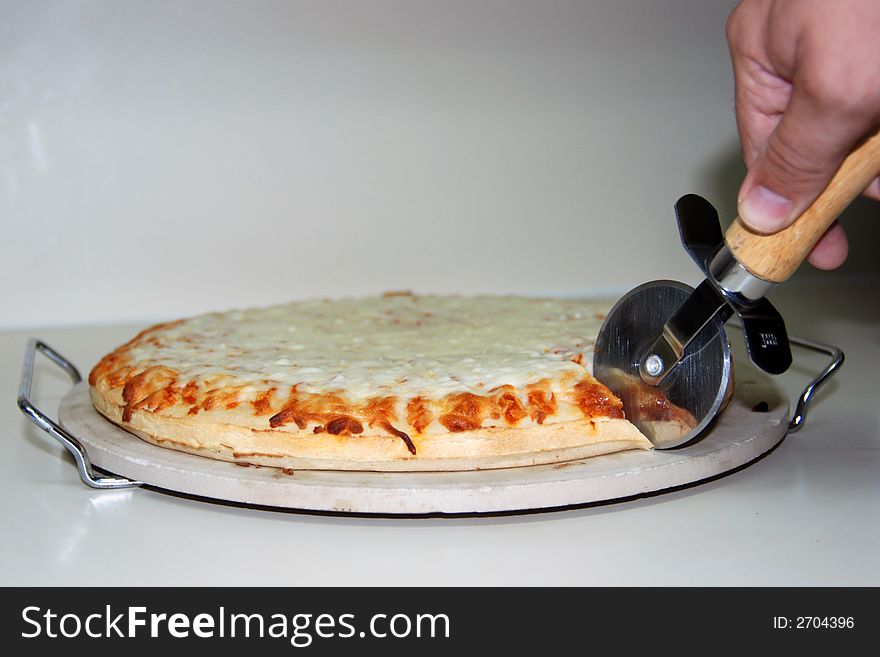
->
[738,87,873,234]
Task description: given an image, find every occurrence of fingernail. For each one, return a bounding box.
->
[739,185,792,232]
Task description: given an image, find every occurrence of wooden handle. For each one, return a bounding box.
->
[725,129,880,283]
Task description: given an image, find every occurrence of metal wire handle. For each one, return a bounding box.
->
[17,339,141,489]
[17,336,842,490]
[785,335,845,433]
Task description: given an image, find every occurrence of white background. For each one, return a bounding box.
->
[2,0,878,331]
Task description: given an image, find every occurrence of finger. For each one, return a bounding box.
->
[806,221,849,270]
[737,76,878,235]
[727,3,784,167]
[864,175,880,201]
[731,59,786,168]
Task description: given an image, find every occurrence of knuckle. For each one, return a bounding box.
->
[725,10,738,43]
[725,3,747,49]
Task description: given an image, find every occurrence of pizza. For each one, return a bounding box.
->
[88,292,658,471]
[594,367,701,447]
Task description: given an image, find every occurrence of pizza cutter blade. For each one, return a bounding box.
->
[595,128,880,449]
[593,280,732,448]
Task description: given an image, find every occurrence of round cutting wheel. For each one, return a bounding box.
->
[593,280,732,448]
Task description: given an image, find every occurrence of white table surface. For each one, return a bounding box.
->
[3,283,878,586]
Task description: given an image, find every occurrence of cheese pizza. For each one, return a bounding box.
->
[88,293,657,471]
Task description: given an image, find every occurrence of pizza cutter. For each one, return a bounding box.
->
[594,129,880,448]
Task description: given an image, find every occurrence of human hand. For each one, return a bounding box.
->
[726,0,880,269]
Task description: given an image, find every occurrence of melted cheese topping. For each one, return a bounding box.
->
[124,294,609,402]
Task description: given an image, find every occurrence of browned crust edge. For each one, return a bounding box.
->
[89,386,652,472]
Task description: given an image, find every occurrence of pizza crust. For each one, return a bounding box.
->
[89,385,652,472]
